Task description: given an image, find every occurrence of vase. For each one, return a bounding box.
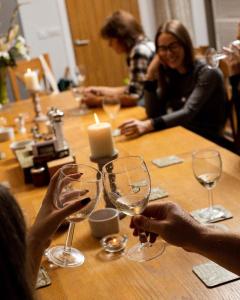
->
[0,68,9,105]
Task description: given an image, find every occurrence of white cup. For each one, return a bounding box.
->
[88,208,119,239]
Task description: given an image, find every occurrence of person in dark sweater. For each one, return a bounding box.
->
[119,20,228,142]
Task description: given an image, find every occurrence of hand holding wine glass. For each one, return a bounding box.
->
[192,149,224,222]
[102,155,165,262]
[205,40,240,68]
[46,164,102,267]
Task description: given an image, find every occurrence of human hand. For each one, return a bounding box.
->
[118,119,153,138]
[82,91,102,107]
[28,170,90,249]
[130,202,205,252]
[223,43,240,76]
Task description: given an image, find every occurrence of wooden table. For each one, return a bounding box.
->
[1,91,240,299]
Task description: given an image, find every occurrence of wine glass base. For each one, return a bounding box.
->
[126,240,165,262]
[46,246,85,268]
[198,207,225,222]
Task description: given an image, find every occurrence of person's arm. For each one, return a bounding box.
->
[131,202,240,276]
[27,171,90,287]
[152,66,224,129]
[83,87,138,107]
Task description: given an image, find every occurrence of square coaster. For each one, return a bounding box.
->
[152,155,183,168]
[35,266,51,289]
[149,187,169,201]
[193,261,240,287]
[191,205,233,223]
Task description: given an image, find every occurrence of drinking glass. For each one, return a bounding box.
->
[102,97,121,137]
[102,156,165,262]
[46,164,102,267]
[192,149,224,222]
[205,40,240,68]
[71,65,89,115]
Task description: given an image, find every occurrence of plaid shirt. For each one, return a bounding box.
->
[126,38,155,98]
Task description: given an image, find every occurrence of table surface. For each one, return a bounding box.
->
[1,91,240,299]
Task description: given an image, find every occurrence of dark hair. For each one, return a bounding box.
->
[100,10,144,52]
[0,185,33,299]
[155,19,195,70]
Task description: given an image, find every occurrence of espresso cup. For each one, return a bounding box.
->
[88,208,119,238]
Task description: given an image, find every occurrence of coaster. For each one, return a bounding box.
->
[191,205,233,223]
[152,155,183,168]
[149,187,169,201]
[35,266,51,289]
[193,261,240,287]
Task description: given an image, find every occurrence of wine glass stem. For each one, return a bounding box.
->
[63,222,75,255]
[208,189,214,211]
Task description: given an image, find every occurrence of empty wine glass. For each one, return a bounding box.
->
[46,164,102,267]
[102,97,121,137]
[192,149,224,222]
[102,155,165,262]
[71,65,89,115]
[205,40,240,68]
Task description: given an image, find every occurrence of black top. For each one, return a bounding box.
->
[144,60,228,139]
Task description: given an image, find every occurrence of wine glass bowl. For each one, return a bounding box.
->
[71,65,89,115]
[102,156,165,262]
[192,149,224,222]
[46,164,102,267]
[102,97,121,137]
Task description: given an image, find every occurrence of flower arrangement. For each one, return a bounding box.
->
[0,3,29,66]
[0,3,30,104]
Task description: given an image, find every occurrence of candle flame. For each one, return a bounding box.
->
[27,68,32,73]
[94,113,100,124]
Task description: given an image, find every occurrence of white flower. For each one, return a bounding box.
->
[0,52,10,60]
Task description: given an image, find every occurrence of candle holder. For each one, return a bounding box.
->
[90,150,126,217]
[30,90,48,124]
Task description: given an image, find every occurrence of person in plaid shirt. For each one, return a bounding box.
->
[83,10,155,107]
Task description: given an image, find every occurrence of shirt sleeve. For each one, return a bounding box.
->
[126,43,154,98]
[153,66,225,129]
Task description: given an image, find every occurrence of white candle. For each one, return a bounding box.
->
[23,68,41,91]
[88,113,115,158]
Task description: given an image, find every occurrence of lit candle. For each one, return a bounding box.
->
[88,113,115,159]
[23,68,41,91]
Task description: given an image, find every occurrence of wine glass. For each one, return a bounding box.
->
[71,65,89,115]
[192,149,224,222]
[102,155,165,262]
[46,164,102,267]
[102,97,121,137]
[205,40,240,68]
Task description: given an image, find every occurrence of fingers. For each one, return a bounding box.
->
[132,215,166,236]
[60,189,89,205]
[118,119,136,129]
[56,197,91,221]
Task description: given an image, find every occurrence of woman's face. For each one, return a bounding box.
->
[108,38,126,54]
[157,33,185,73]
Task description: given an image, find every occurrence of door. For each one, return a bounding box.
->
[65,0,140,86]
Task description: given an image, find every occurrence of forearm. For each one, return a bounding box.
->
[26,228,50,288]
[193,229,240,275]
[119,94,139,107]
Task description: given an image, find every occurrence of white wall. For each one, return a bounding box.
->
[138,0,157,41]
[190,0,209,46]
[18,0,76,81]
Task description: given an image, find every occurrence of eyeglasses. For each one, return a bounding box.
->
[157,41,182,54]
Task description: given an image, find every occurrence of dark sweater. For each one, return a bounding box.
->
[144,60,228,139]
